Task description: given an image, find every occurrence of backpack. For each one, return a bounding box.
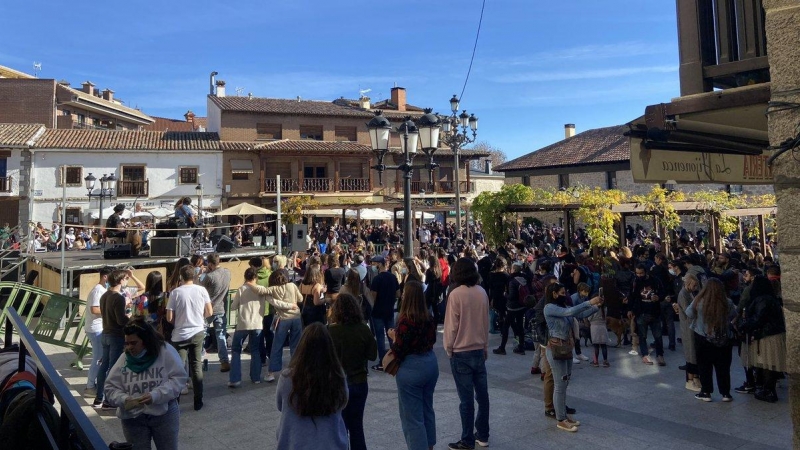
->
[517,277,533,308]
[706,325,731,347]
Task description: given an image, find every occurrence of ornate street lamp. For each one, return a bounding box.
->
[441,95,478,239]
[85,172,116,242]
[195,183,204,225]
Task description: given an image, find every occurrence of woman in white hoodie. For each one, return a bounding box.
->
[248,270,304,382]
[104,317,187,450]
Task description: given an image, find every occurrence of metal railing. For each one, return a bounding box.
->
[264,178,299,193]
[0,176,11,192]
[399,180,473,194]
[3,307,110,449]
[117,180,149,197]
[339,178,370,192]
[303,178,332,192]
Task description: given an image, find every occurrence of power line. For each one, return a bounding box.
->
[459,0,487,103]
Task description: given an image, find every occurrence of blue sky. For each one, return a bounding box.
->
[1,0,679,160]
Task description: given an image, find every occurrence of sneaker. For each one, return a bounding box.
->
[566,405,576,414]
[100,401,115,411]
[82,387,97,398]
[734,384,755,394]
[602,361,610,368]
[228,381,241,388]
[530,367,541,375]
[180,386,189,395]
[252,380,261,384]
[656,356,666,366]
[492,348,506,355]
[566,416,581,426]
[695,392,712,402]
[678,364,687,370]
[264,374,276,382]
[572,357,581,364]
[92,399,103,408]
[556,421,578,432]
[590,361,599,367]
[220,362,231,373]
[642,356,654,365]
[371,364,384,372]
[448,441,474,449]
[685,381,701,392]
[476,438,489,447]
[721,395,733,402]
[754,390,778,403]
[513,347,525,355]
[628,350,639,355]
[544,409,556,419]
[577,354,589,361]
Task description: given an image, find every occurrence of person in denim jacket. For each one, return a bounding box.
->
[543,282,602,432]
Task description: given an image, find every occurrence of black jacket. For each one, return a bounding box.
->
[741,294,786,341]
[629,275,665,317]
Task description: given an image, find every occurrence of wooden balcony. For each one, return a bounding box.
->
[0,177,11,193]
[118,180,148,197]
[339,178,371,192]
[400,180,473,195]
[303,178,332,192]
[264,178,300,193]
[264,177,371,194]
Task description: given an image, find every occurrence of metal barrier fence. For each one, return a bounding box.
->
[0,282,91,368]
[3,307,110,449]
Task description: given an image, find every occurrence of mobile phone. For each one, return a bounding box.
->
[598,287,603,298]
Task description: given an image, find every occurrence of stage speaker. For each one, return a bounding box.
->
[104,243,132,259]
[179,235,192,257]
[290,224,307,251]
[150,237,179,257]
[215,235,235,253]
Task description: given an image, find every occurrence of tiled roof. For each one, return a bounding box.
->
[34,129,220,150]
[209,95,423,120]
[0,123,45,147]
[495,125,629,171]
[258,140,371,153]
[143,117,201,132]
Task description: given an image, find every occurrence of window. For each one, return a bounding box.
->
[256,123,282,140]
[77,114,85,124]
[334,126,357,142]
[299,125,323,140]
[726,184,743,195]
[232,172,249,181]
[558,173,569,190]
[65,207,82,225]
[120,165,148,196]
[521,176,530,186]
[179,167,198,184]
[606,171,617,189]
[230,159,254,181]
[59,166,83,186]
[304,166,327,178]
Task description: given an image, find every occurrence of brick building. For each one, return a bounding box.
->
[0,65,154,130]
[206,81,487,209]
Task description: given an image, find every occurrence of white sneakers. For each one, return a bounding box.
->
[572,357,581,364]
[685,380,701,392]
[264,374,276,383]
[577,354,589,361]
[628,350,639,355]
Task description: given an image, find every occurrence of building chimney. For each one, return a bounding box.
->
[564,123,576,139]
[101,88,114,102]
[485,159,492,175]
[57,79,70,87]
[184,110,195,123]
[359,96,371,109]
[81,81,95,96]
[215,80,226,97]
[391,87,407,112]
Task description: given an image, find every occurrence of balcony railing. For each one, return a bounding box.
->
[303,178,332,192]
[339,178,371,192]
[264,178,300,193]
[399,180,473,195]
[0,177,11,193]
[118,179,149,197]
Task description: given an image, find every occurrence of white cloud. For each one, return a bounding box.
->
[483,41,674,68]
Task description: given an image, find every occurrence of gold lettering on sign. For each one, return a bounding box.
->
[743,155,772,180]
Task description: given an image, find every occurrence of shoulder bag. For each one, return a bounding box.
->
[381,350,401,376]
[547,337,573,360]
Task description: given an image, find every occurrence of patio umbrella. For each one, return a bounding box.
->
[346,208,393,221]
[395,210,435,219]
[213,202,277,218]
[133,207,174,219]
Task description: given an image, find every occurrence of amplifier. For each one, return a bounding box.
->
[150,236,192,257]
[103,243,132,259]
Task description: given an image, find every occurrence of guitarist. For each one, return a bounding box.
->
[174,197,196,228]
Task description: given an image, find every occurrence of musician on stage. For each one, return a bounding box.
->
[174,197,196,228]
[106,204,128,245]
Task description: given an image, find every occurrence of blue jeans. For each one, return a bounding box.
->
[230,329,263,383]
[95,333,124,403]
[269,317,302,373]
[637,313,664,357]
[373,316,395,361]
[121,399,180,450]
[397,351,439,450]
[209,313,229,363]
[450,349,489,446]
[546,347,573,421]
[342,382,369,450]
[85,330,103,389]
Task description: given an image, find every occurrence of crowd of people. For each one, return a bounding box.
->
[81,217,784,449]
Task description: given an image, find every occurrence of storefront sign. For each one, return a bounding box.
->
[630,138,773,185]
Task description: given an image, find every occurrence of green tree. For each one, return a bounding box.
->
[472,184,534,247]
[281,196,319,225]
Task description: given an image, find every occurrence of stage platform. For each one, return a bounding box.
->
[26,247,277,301]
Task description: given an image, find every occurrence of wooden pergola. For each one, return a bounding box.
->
[506,201,775,254]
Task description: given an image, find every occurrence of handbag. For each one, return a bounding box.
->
[381,350,401,376]
[548,337,573,360]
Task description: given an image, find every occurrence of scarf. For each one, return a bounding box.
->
[124,350,157,374]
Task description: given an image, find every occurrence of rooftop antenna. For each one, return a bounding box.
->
[235,87,245,96]
[33,62,42,78]
[359,88,371,98]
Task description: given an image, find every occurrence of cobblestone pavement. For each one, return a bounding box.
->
[43,330,791,449]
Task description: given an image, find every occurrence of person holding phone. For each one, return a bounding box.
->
[104,317,187,449]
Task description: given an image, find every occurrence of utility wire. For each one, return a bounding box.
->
[459,0,487,103]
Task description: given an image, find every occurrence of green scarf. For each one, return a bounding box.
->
[124,350,157,374]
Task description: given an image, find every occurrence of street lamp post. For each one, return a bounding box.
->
[195,183,204,225]
[84,172,116,247]
[440,95,478,239]
[368,110,440,267]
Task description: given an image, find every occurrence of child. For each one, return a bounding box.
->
[588,304,610,367]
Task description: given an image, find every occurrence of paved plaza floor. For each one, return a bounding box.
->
[44,330,791,449]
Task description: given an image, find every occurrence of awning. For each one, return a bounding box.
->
[230,159,254,174]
